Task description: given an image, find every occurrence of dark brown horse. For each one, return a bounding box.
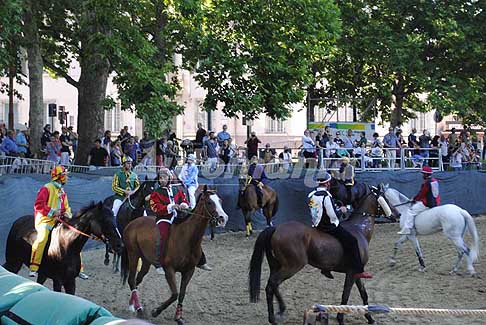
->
[120,187,229,324]
[238,178,279,237]
[249,188,399,325]
[3,202,123,294]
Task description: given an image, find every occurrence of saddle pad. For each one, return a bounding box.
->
[0,272,47,315]
[1,290,112,325]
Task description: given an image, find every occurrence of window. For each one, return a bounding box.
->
[314,106,327,123]
[69,116,75,127]
[196,101,208,129]
[104,102,122,131]
[1,102,19,126]
[266,117,285,133]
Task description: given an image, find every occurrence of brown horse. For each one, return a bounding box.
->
[249,188,399,325]
[120,187,228,324]
[238,178,279,237]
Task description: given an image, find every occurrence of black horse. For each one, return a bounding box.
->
[103,177,157,272]
[329,177,371,208]
[3,202,122,294]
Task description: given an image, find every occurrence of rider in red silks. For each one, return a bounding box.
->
[149,169,211,275]
[398,166,440,235]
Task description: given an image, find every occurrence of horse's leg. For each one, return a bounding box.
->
[210,224,215,240]
[244,210,252,237]
[174,267,196,323]
[410,235,426,272]
[114,253,121,273]
[52,279,62,292]
[127,251,142,312]
[336,272,356,325]
[265,271,277,324]
[151,268,179,317]
[135,259,151,287]
[355,278,375,324]
[267,271,290,324]
[263,204,273,227]
[63,277,76,295]
[389,235,409,266]
[449,236,476,276]
[104,244,110,266]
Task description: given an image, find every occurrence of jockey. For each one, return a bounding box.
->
[398,166,440,235]
[150,169,211,274]
[247,156,268,207]
[29,165,72,277]
[112,155,140,218]
[308,172,373,279]
[178,154,199,209]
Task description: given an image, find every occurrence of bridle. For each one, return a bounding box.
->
[183,192,220,225]
[56,216,107,243]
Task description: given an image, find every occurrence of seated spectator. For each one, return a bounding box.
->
[46,133,61,163]
[354,142,372,168]
[87,139,108,168]
[355,132,367,148]
[334,131,344,147]
[1,130,19,156]
[16,127,30,158]
[336,142,350,158]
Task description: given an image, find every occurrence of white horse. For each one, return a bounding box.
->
[383,185,480,276]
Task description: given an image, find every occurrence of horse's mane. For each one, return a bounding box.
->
[73,201,98,219]
[388,188,410,204]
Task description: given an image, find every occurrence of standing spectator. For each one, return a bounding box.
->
[110,140,123,166]
[102,130,112,156]
[123,137,137,164]
[408,128,420,157]
[123,125,132,139]
[430,135,440,167]
[355,132,368,148]
[419,129,432,165]
[41,124,52,150]
[164,140,178,170]
[1,130,19,156]
[194,122,207,162]
[156,137,167,167]
[140,131,155,166]
[343,129,355,156]
[262,143,275,164]
[302,129,316,159]
[460,125,469,143]
[450,148,464,171]
[16,126,30,158]
[46,134,61,163]
[278,145,292,171]
[395,129,405,162]
[383,127,400,168]
[204,131,219,171]
[178,154,199,209]
[217,124,231,147]
[326,134,339,168]
[87,139,108,168]
[218,139,232,171]
[244,131,261,160]
[68,126,78,158]
[448,128,457,150]
[482,129,486,160]
[0,121,6,144]
[370,132,383,168]
[59,127,72,165]
[439,134,449,167]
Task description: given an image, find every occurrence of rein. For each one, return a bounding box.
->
[180,194,219,224]
[392,200,413,208]
[56,217,106,243]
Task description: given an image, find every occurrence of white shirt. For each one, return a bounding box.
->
[302,135,316,152]
[308,187,339,227]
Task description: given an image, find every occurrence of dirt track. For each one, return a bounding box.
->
[23,217,486,324]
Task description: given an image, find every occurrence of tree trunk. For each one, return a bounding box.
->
[390,72,405,128]
[23,0,44,156]
[8,63,15,130]
[74,55,110,165]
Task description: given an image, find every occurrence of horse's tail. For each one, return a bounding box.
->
[271,193,279,217]
[249,226,276,303]
[462,209,480,262]
[120,245,129,286]
[2,221,17,272]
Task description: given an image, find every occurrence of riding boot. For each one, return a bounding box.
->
[156,221,170,274]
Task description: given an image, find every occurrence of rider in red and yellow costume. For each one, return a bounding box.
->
[29,165,72,277]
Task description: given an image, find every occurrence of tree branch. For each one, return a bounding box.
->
[42,58,79,88]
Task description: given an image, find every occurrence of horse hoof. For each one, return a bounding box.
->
[470,272,480,278]
[104,259,110,266]
[151,308,161,317]
[388,258,396,267]
[176,319,185,325]
[418,266,426,273]
[275,311,286,323]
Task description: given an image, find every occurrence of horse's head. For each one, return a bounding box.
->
[76,201,123,254]
[198,185,229,228]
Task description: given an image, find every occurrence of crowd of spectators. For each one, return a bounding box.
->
[0,119,484,172]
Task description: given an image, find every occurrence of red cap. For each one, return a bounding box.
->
[421,166,433,174]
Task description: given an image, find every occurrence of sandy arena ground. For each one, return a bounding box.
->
[21,217,486,324]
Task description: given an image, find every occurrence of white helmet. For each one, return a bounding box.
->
[187,154,196,162]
